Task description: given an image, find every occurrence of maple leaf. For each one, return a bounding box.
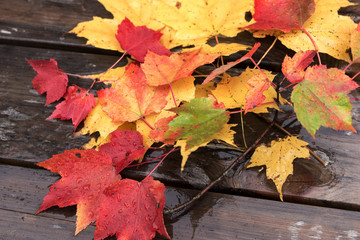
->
[252,0,358,62]
[166,97,229,150]
[94,177,169,240]
[175,123,237,170]
[247,136,310,201]
[36,149,122,234]
[211,69,280,114]
[99,130,146,173]
[116,18,171,62]
[351,23,360,62]
[77,102,125,149]
[163,76,196,109]
[47,86,96,130]
[27,59,68,105]
[70,0,253,54]
[97,62,169,122]
[202,43,261,85]
[149,115,178,145]
[142,49,219,87]
[291,65,359,137]
[136,111,176,148]
[282,50,316,83]
[246,0,315,32]
[245,72,270,113]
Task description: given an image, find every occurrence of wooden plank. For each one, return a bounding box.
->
[0,0,359,75]
[1,44,360,210]
[1,164,360,240]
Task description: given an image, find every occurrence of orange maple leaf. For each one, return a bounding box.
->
[141,49,219,86]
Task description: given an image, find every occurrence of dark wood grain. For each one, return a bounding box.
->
[1,164,360,240]
[1,44,360,211]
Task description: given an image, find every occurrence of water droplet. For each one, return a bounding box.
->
[88,211,94,218]
[83,184,90,191]
[124,202,130,208]
[97,183,101,188]
[87,195,94,200]
[116,194,122,202]
[76,177,83,184]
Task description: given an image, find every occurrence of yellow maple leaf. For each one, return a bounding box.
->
[78,102,137,149]
[211,69,280,113]
[175,123,238,171]
[246,136,310,201]
[251,0,357,62]
[70,0,253,55]
[164,76,196,109]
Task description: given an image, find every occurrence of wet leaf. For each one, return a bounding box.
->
[47,86,96,130]
[116,18,171,62]
[166,97,229,150]
[351,23,360,62]
[94,177,169,240]
[291,65,359,136]
[99,130,146,173]
[282,50,316,83]
[247,136,310,200]
[97,63,169,122]
[142,49,219,86]
[246,0,315,32]
[27,59,68,105]
[36,149,121,234]
[211,69,280,114]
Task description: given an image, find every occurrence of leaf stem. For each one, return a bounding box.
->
[279,82,297,92]
[127,148,180,168]
[250,57,277,89]
[164,113,277,214]
[169,83,178,107]
[301,27,321,65]
[344,57,360,72]
[140,116,155,130]
[145,148,178,178]
[257,37,278,66]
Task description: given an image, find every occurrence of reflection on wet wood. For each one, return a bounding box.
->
[1,165,360,240]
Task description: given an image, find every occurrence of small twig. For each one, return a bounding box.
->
[258,115,327,166]
[240,112,248,148]
[257,37,278,66]
[279,82,298,92]
[164,113,277,214]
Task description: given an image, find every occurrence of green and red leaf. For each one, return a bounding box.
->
[291,65,359,136]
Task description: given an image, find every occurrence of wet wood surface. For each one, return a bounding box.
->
[1,0,360,239]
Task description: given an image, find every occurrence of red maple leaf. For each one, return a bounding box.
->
[245,72,270,113]
[47,86,96,130]
[282,50,316,83]
[99,129,146,173]
[36,149,122,235]
[27,59,68,104]
[116,18,172,62]
[142,49,220,86]
[202,43,261,85]
[94,177,170,240]
[246,0,316,32]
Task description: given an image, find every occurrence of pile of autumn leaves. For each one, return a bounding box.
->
[27,0,360,239]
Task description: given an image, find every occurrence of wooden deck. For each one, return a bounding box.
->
[1,0,360,239]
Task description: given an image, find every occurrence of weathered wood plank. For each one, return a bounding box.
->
[1,44,360,210]
[1,164,360,240]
